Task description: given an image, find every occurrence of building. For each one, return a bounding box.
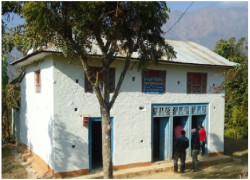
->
[11,40,236,178]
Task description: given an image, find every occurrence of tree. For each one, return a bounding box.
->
[214,37,247,63]
[10,2,176,178]
[2,1,22,143]
[214,37,248,139]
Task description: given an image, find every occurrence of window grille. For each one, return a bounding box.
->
[85,67,115,93]
[185,107,189,115]
[173,107,178,115]
[202,106,207,113]
[166,107,171,116]
[153,104,207,117]
[187,73,207,94]
[191,106,196,114]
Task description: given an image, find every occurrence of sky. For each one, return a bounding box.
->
[166,1,248,12]
[3,1,248,29]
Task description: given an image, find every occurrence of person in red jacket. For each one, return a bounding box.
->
[198,125,206,156]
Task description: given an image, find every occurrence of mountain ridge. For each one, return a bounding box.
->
[163,5,248,50]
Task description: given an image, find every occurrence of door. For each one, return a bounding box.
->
[197,115,206,128]
[180,116,188,130]
[159,117,169,160]
[153,117,169,161]
[196,115,207,154]
[89,117,113,171]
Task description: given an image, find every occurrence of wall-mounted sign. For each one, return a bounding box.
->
[143,76,165,94]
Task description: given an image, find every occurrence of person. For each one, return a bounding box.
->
[198,125,206,156]
[191,128,200,172]
[173,123,184,158]
[174,124,184,139]
[174,130,189,173]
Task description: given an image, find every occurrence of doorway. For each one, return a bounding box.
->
[192,115,207,154]
[91,121,102,170]
[153,117,169,161]
[192,115,206,131]
[89,118,114,171]
[173,116,188,158]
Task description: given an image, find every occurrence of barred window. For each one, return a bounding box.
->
[187,73,207,94]
[85,67,115,93]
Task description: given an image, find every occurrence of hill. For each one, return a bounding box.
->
[163,5,248,50]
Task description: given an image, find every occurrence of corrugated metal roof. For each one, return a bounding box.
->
[11,39,237,67]
[165,40,237,66]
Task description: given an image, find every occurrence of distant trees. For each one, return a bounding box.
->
[214,37,248,139]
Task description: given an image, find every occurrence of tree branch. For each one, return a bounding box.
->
[80,55,105,106]
[109,53,131,110]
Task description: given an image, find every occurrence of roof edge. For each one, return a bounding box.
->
[10,50,62,65]
[10,50,235,68]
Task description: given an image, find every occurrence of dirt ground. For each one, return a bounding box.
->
[1,138,248,179]
[2,144,37,179]
[130,138,248,179]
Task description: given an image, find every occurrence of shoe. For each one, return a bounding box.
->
[193,170,197,172]
[180,171,184,173]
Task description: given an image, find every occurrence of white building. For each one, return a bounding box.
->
[12,40,236,178]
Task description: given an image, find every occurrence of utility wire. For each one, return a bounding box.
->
[164,1,194,35]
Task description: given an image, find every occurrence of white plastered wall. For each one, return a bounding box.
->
[53,55,91,173]
[111,62,225,165]
[19,58,55,170]
[52,55,225,171]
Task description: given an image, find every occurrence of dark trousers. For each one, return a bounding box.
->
[200,141,205,155]
[174,152,186,172]
[192,149,199,171]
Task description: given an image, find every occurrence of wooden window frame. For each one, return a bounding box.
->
[35,70,41,93]
[142,69,166,94]
[85,67,115,93]
[187,72,207,94]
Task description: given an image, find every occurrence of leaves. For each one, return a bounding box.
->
[2,55,9,90]
[12,2,176,60]
[214,37,247,63]
[214,37,248,139]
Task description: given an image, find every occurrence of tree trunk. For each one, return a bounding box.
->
[101,105,113,178]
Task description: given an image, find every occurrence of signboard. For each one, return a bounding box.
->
[143,76,165,94]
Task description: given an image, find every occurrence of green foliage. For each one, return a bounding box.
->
[225,106,248,139]
[214,37,247,63]
[2,83,21,142]
[2,1,22,15]
[2,1,23,54]
[214,37,248,139]
[2,54,9,90]
[13,2,175,63]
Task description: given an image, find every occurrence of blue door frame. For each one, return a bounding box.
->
[152,103,209,161]
[159,117,170,160]
[88,117,114,171]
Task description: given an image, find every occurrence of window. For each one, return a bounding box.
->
[85,67,115,93]
[142,69,166,94]
[35,70,41,93]
[187,73,207,94]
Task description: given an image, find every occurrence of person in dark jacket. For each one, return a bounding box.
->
[174,130,189,173]
[191,128,200,172]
